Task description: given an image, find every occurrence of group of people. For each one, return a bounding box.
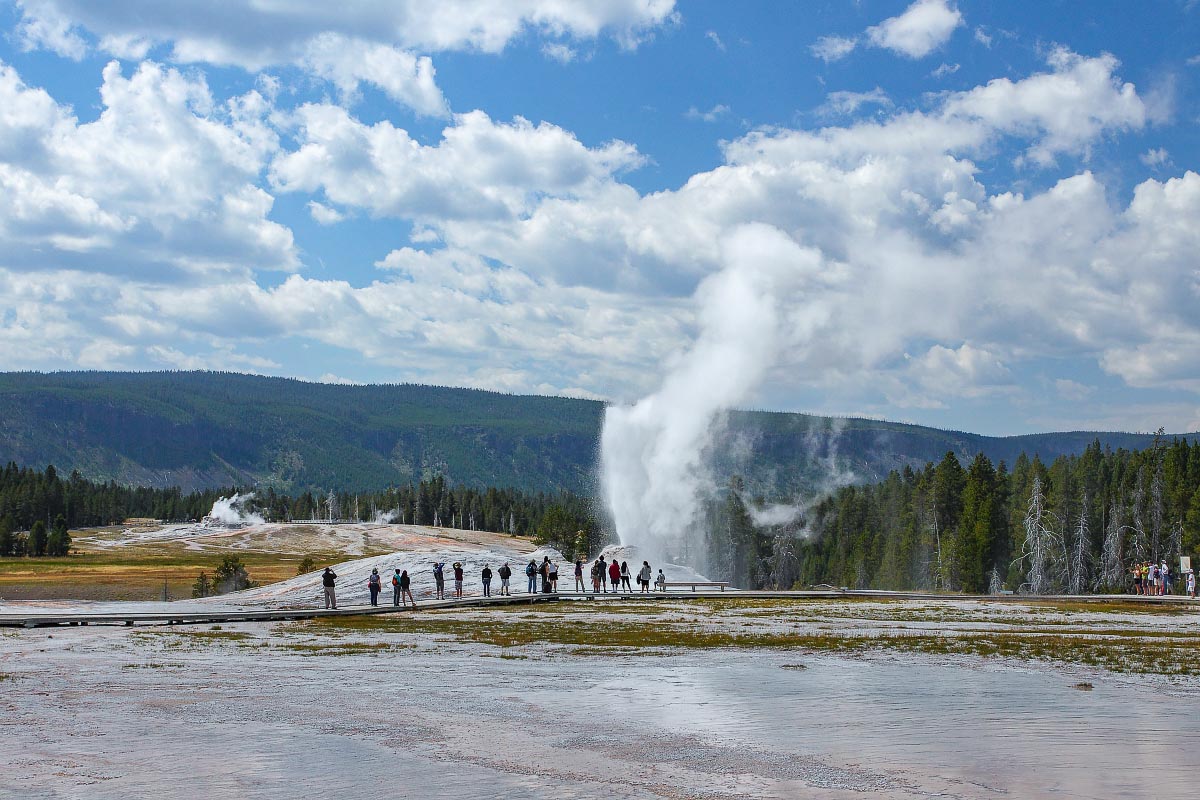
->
[318,553,671,609]
[1131,561,1196,597]
[586,556,664,593]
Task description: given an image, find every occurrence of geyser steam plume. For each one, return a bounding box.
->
[600,224,823,562]
[206,492,265,526]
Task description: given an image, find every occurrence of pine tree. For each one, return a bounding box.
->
[957,453,998,593]
[46,514,71,556]
[30,519,48,557]
[213,555,253,594]
[192,571,212,598]
[0,514,13,557]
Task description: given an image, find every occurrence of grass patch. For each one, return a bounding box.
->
[273,641,413,657]
[133,629,255,642]
[121,662,184,669]
[296,603,1200,676]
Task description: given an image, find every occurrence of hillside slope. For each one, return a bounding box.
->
[0,371,1187,494]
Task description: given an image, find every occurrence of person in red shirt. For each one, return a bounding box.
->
[608,559,621,591]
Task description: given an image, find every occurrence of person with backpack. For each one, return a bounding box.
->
[498,562,512,595]
[399,569,414,607]
[433,561,446,600]
[481,564,493,597]
[526,560,537,593]
[638,561,652,592]
[539,556,551,593]
[453,562,464,598]
[608,558,621,592]
[574,559,585,592]
[392,568,403,606]
[591,559,602,593]
[367,568,382,606]
[321,567,338,609]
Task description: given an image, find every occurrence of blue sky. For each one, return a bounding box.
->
[0,0,1197,435]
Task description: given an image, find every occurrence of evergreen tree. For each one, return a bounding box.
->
[192,572,212,598]
[46,514,71,556]
[0,514,13,557]
[957,453,999,593]
[212,555,253,594]
[29,519,47,557]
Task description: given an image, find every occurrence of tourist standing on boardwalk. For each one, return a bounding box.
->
[453,562,464,598]
[638,561,652,592]
[591,559,602,592]
[392,569,403,606]
[482,564,493,597]
[1162,561,1171,595]
[599,556,609,592]
[322,567,338,609]
[549,560,559,592]
[433,561,446,600]
[620,561,632,592]
[655,569,666,592]
[367,568,382,606]
[608,559,621,592]
[399,569,414,607]
[540,556,551,593]
[498,562,512,595]
[575,559,585,591]
[1188,570,1196,598]
[526,560,537,593]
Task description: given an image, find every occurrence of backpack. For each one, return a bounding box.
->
[526,563,536,577]
[392,575,399,587]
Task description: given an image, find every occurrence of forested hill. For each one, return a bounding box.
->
[0,371,1189,495]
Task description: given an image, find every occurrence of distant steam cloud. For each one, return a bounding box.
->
[206,493,265,526]
[372,508,400,524]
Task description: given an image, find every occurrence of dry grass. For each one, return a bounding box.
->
[0,550,341,601]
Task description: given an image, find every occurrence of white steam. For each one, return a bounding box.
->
[207,493,265,526]
[372,508,400,524]
[748,502,805,527]
[600,224,824,559]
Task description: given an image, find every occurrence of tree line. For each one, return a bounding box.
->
[707,435,1200,593]
[0,461,606,557]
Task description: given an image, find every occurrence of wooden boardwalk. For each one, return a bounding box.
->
[1,588,1194,629]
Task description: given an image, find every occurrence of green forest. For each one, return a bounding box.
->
[0,463,604,559]
[709,435,1200,594]
[4,433,1200,596]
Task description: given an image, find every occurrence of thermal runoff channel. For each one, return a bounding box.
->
[600,224,823,569]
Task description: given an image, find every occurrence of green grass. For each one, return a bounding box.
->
[295,600,1200,676]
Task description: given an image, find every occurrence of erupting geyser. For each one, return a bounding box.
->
[600,224,823,569]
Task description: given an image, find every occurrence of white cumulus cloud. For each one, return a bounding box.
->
[866,0,964,59]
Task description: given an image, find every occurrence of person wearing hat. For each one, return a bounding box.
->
[453,562,464,598]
